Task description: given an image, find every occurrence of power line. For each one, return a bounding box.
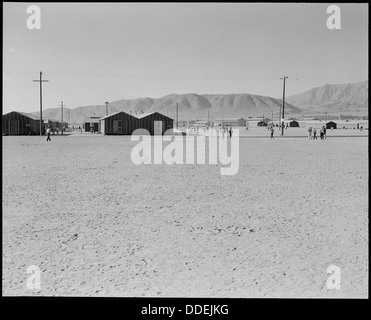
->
[10,70,367,82]
[22,70,284,80]
[47,82,97,105]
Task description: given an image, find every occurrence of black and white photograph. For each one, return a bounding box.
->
[2,2,368,305]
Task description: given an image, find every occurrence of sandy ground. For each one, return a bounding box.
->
[2,128,368,297]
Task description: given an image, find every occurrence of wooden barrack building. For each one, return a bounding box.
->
[98,111,140,135]
[2,111,43,135]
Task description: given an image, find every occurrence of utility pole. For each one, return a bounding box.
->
[279,100,282,127]
[176,103,179,129]
[59,101,65,134]
[207,110,210,127]
[33,71,49,136]
[105,101,109,116]
[280,76,288,135]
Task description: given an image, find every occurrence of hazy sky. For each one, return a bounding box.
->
[3,2,368,114]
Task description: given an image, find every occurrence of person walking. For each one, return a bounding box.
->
[323,126,327,139]
[229,126,233,138]
[270,126,274,139]
[313,127,317,140]
[46,126,51,142]
[320,126,324,140]
[308,126,312,140]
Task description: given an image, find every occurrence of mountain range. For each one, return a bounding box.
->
[29,80,368,124]
[285,80,368,113]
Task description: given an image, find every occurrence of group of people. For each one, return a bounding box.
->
[267,123,280,139]
[71,126,83,133]
[45,124,76,141]
[267,124,328,140]
[44,125,65,141]
[187,125,234,138]
[267,123,288,130]
[220,126,233,138]
[307,126,327,140]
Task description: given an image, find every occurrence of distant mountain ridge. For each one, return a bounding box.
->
[31,93,300,124]
[29,80,368,124]
[285,80,368,113]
